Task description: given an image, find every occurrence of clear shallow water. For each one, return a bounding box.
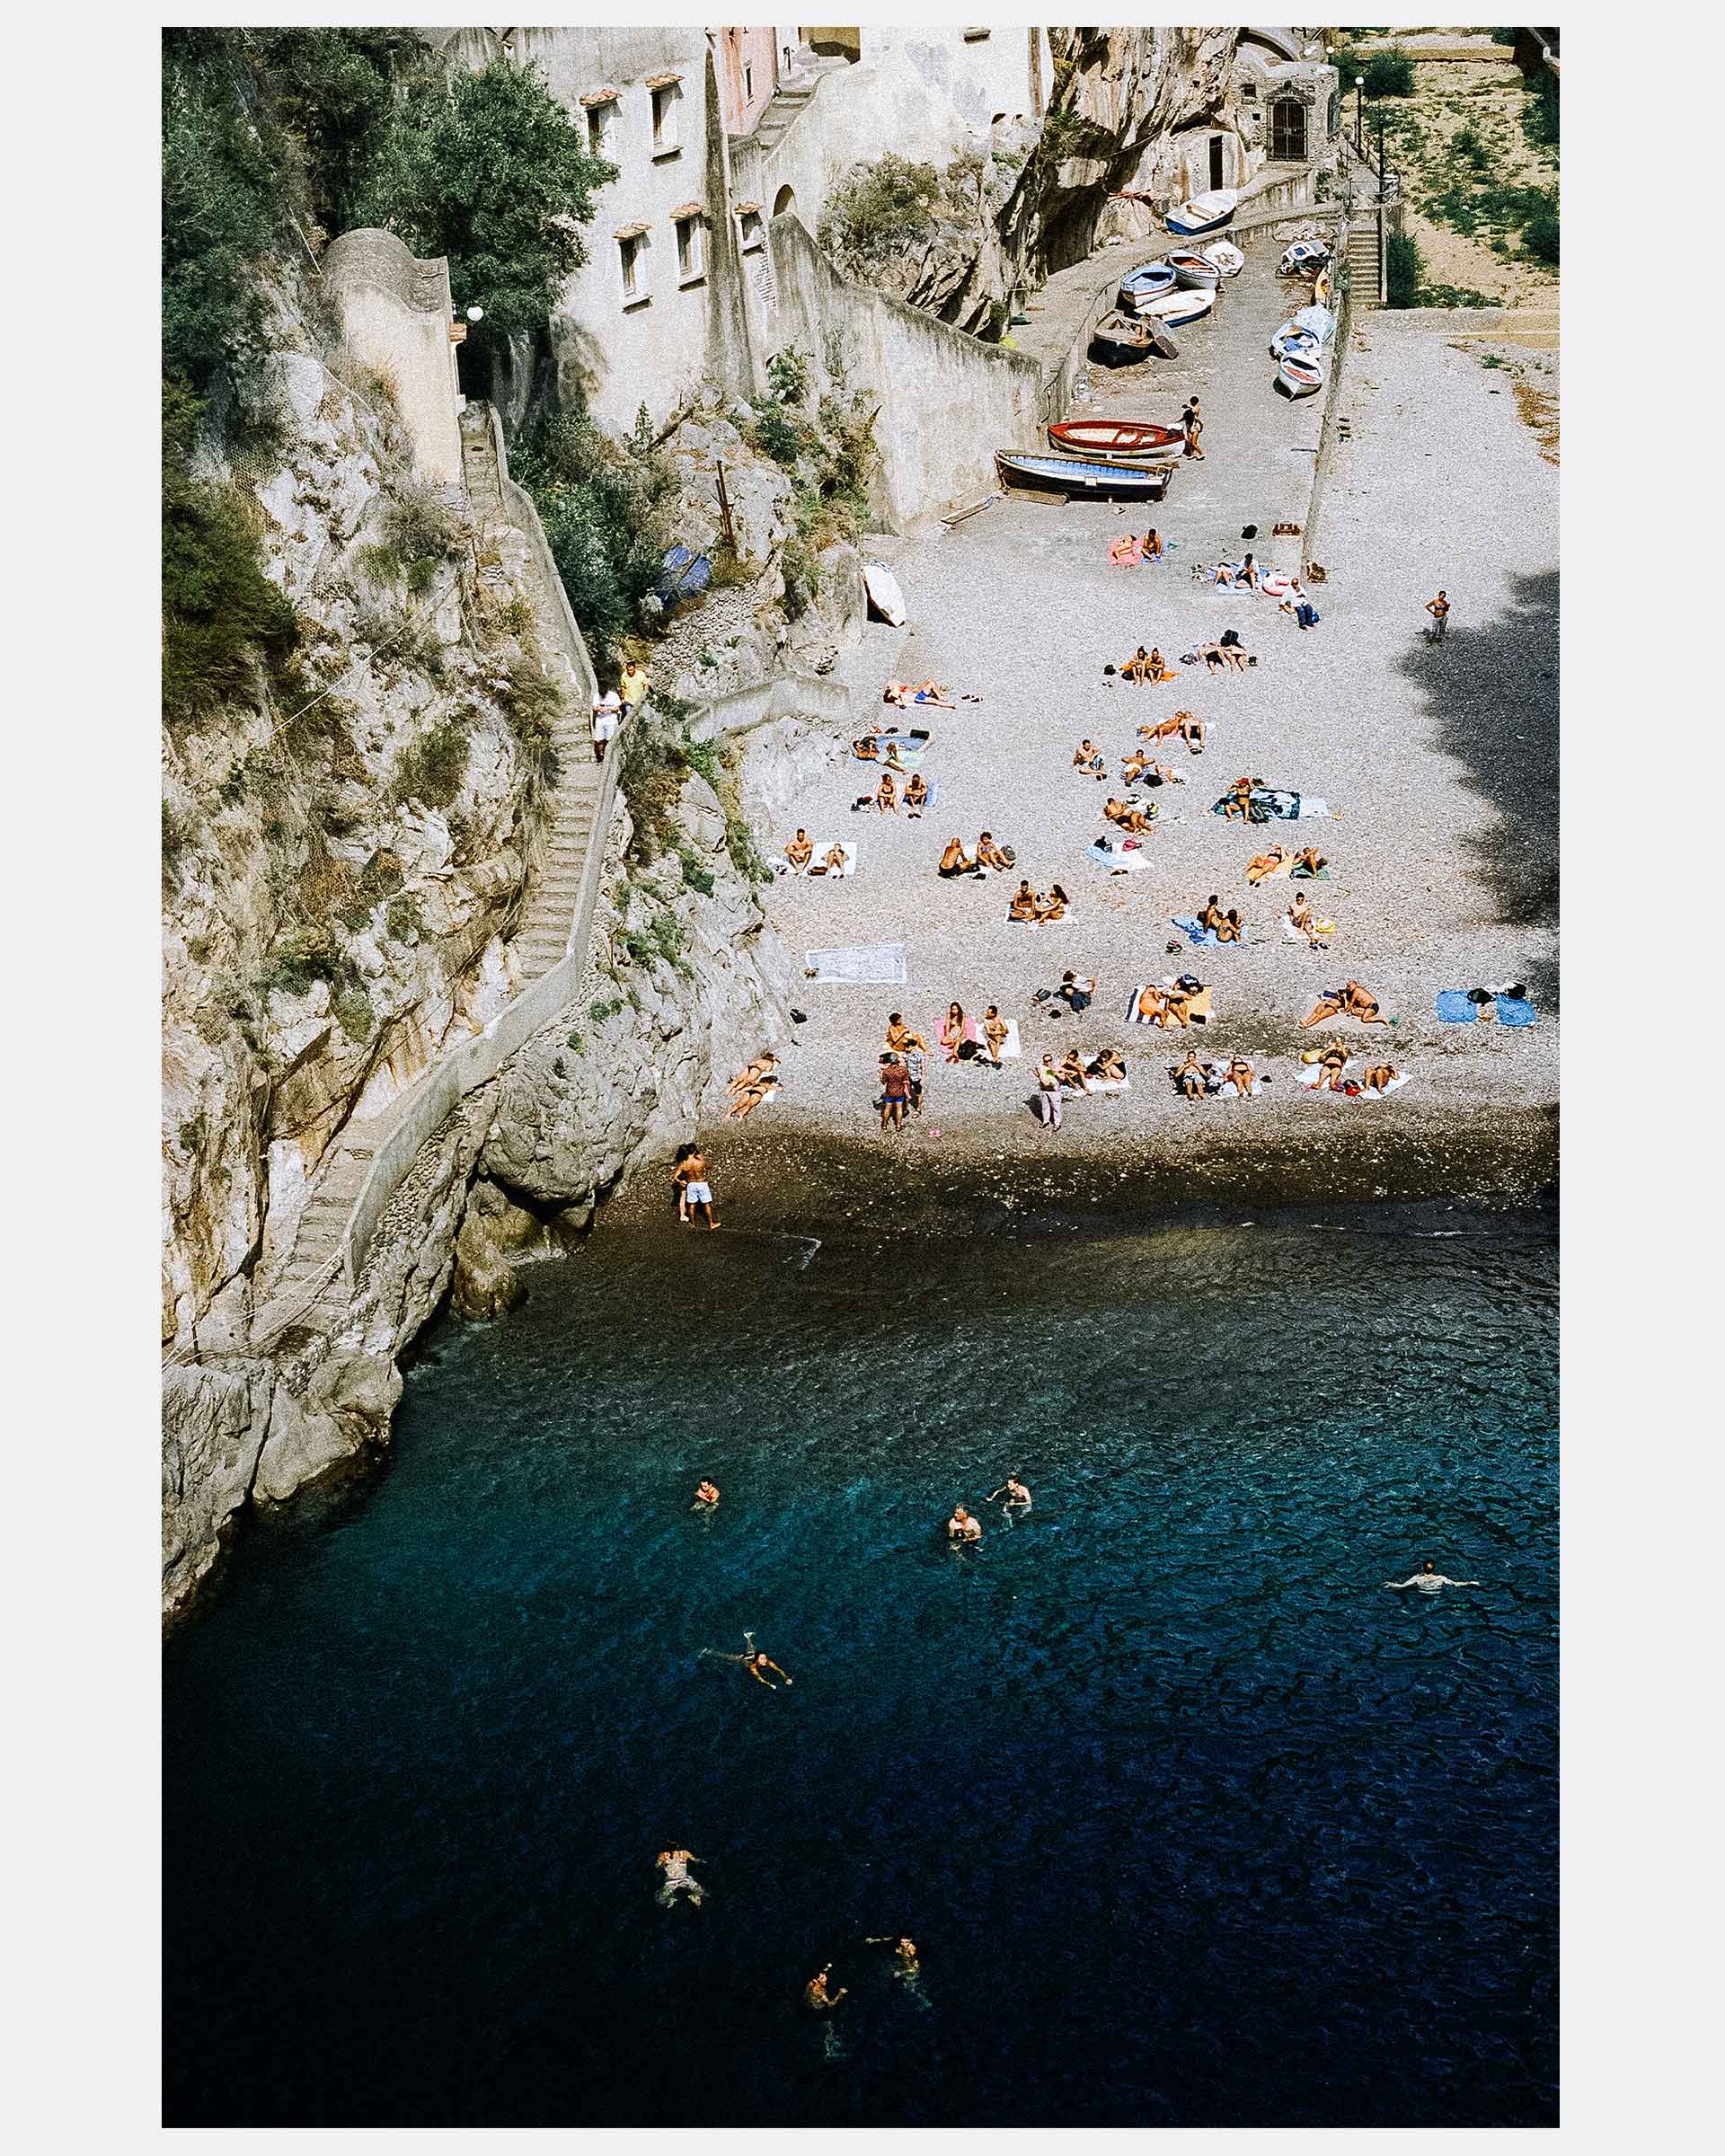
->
[164,1215,1557,2127]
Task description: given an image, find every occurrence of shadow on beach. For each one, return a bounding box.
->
[1397,566,1559,1011]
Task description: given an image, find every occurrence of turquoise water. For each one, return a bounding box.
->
[164,1212,1557,2125]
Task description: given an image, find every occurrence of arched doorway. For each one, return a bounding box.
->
[773,184,797,219]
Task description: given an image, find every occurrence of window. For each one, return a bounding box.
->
[651,84,679,156]
[673,208,705,284]
[738,205,764,253]
[744,62,753,101]
[582,91,618,161]
[617,229,649,305]
[1269,97,1307,163]
[962,24,991,38]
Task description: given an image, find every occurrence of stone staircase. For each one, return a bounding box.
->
[253,405,607,1322]
[1346,212,1385,308]
[749,75,818,155]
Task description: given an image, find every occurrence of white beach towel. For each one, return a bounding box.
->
[1062,1070,1130,1097]
[1124,981,1212,1027]
[1217,1072,1265,1099]
[805,941,907,985]
[1088,838,1148,870]
[1298,798,1330,819]
[1297,1056,1409,1100]
[807,839,856,878]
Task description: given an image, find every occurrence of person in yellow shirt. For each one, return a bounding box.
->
[619,658,650,713]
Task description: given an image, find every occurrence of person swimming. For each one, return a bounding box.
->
[947,1505,982,1543]
[988,1474,1031,1513]
[692,1479,721,1509]
[1385,1560,1480,1592]
[803,1964,847,2010]
[700,1630,793,1687]
[656,1848,706,1907]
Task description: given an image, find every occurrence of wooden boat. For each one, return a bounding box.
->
[1135,287,1216,328]
[1269,322,1322,361]
[1201,240,1245,278]
[1166,248,1221,289]
[1117,259,1178,311]
[1048,418,1186,466]
[1166,188,1237,237]
[1090,309,1180,366]
[1276,352,1325,399]
[995,448,1174,500]
[1293,302,1337,344]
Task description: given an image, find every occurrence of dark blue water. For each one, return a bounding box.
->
[164,1213,1557,2126]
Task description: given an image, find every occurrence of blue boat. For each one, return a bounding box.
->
[1164,187,1238,237]
[1117,259,1178,311]
[995,448,1174,501]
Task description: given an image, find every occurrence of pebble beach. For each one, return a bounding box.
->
[704,238,1558,1224]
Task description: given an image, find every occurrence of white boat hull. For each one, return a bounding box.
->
[1277,356,1324,399]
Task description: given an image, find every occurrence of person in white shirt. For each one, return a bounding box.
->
[591,689,621,763]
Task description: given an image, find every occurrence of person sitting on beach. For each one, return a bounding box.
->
[1198,894,1228,934]
[884,1012,925,1057]
[1240,552,1259,591]
[1307,1039,1351,1090]
[1290,844,1327,877]
[1103,796,1157,835]
[980,1004,1011,1065]
[1055,970,1095,1013]
[656,1848,706,1907]
[1035,883,1071,923]
[693,1479,721,1509]
[1219,776,1258,822]
[875,771,898,816]
[940,1002,976,1062]
[1120,644,1154,685]
[810,842,849,878]
[1225,1055,1258,1097]
[1286,894,1328,949]
[1171,1047,1210,1100]
[1146,646,1175,683]
[785,828,813,872]
[1358,1062,1400,1094]
[1007,880,1040,923]
[1142,528,1164,561]
[1301,980,1388,1027]
[1073,739,1106,778]
[1211,560,1239,588]
[1086,1047,1127,1084]
[1055,1047,1091,1094]
[853,733,880,762]
[939,835,979,878]
[976,832,1013,872]
[903,772,929,818]
[1247,843,1292,884]
[1213,907,1244,944]
[948,1504,983,1543]
[880,737,907,770]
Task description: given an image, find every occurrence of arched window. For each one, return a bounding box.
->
[772,184,797,219]
[1269,97,1307,163]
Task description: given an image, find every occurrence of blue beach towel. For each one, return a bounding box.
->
[1495,996,1536,1026]
[1172,915,1244,948]
[1436,991,1478,1023]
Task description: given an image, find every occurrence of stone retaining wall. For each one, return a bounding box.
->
[324,229,464,485]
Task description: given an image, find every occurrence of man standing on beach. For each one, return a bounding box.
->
[1182,397,1205,461]
[1425,589,1451,643]
[673,1147,718,1229]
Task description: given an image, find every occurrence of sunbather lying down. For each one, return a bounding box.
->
[725,1051,779,1119]
[1122,750,1182,788]
[1301,981,1387,1027]
[1246,843,1292,884]
[1103,796,1158,835]
[1197,637,1252,673]
[1304,1043,1401,1094]
[1139,710,1206,754]
[883,679,954,709]
[1137,979,1207,1028]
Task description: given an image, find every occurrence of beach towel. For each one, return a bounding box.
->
[805,840,856,879]
[1435,991,1479,1023]
[854,742,929,772]
[989,1020,1023,1062]
[1298,1056,1409,1100]
[1125,982,1213,1027]
[1087,839,1147,870]
[1437,990,1538,1027]
[1282,913,1336,943]
[1288,859,1330,879]
[1061,1069,1131,1097]
[1495,996,1537,1027]
[1217,1071,1265,1099]
[1172,915,1245,948]
[1210,788,1329,824]
[804,941,906,985]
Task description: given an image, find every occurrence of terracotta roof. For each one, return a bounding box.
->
[613,219,650,241]
[579,86,619,108]
[733,200,762,216]
[644,70,683,89]
[669,201,706,221]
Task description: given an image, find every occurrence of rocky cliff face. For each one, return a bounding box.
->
[832,26,1240,333]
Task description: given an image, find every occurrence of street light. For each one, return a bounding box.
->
[1355,75,1365,155]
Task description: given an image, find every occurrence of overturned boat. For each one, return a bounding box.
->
[1278,238,1331,275]
[1090,309,1181,366]
[1047,418,1187,465]
[1202,240,1245,278]
[995,448,1175,500]
[1165,187,1237,237]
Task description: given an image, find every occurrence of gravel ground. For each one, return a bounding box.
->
[719,249,1557,1214]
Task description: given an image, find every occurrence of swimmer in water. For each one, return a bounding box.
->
[988,1473,1031,1513]
[865,1934,920,1976]
[692,1479,720,1509]
[947,1504,983,1544]
[656,1847,705,1907]
[700,1630,793,1687]
[803,1963,847,2010]
[1385,1560,1481,1592]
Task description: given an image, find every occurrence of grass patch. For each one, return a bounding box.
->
[390,715,471,808]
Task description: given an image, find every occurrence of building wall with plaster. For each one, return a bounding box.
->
[323,229,464,485]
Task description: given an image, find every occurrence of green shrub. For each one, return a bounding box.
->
[1451,126,1491,171]
[677,846,716,897]
[1385,229,1422,308]
[1523,73,1559,157]
[391,716,471,808]
[817,152,941,271]
[588,995,624,1023]
[748,397,808,467]
[497,654,562,789]
[332,985,374,1040]
[765,346,812,405]
[514,411,673,666]
[163,411,298,724]
[384,894,422,942]
[1521,204,1559,266]
[1335,46,1416,99]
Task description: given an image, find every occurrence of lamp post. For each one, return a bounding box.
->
[1355,75,1365,155]
[1376,110,1384,180]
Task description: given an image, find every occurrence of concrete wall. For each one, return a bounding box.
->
[766,213,1043,527]
[323,230,463,485]
[715,25,778,135]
